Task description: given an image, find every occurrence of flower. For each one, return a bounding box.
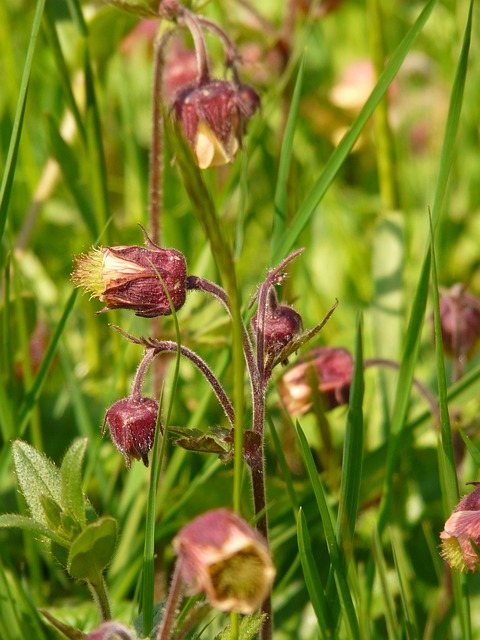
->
[72,230,187,318]
[173,508,275,614]
[86,622,133,640]
[278,346,353,414]
[440,483,480,572]
[103,396,159,468]
[173,79,260,169]
[437,284,480,359]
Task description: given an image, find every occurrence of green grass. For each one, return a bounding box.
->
[2,0,480,638]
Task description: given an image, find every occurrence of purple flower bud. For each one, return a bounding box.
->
[279,346,353,414]
[72,231,187,318]
[437,284,480,359]
[86,622,133,640]
[440,483,480,572]
[173,509,275,614]
[251,293,303,361]
[103,396,159,469]
[173,79,259,169]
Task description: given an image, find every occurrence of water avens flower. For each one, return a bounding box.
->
[279,346,353,414]
[173,508,275,614]
[72,230,187,318]
[103,396,159,469]
[440,482,480,572]
[173,79,259,169]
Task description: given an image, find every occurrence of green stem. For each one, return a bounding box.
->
[89,575,112,621]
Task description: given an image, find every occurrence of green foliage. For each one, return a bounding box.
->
[2,0,480,637]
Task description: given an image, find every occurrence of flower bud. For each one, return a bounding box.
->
[279,346,353,415]
[72,231,187,318]
[173,508,275,614]
[440,483,480,572]
[437,284,480,359]
[103,396,159,469]
[86,622,133,640]
[173,79,260,169]
[251,294,303,361]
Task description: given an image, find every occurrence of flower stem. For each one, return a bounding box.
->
[182,10,210,84]
[88,575,112,621]
[156,560,184,640]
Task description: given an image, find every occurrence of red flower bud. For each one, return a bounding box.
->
[251,295,303,361]
[437,284,480,359]
[173,509,275,614]
[103,396,159,469]
[279,346,353,414]
[173,79,259,169]
[440,483,480,572]
[72,231,187,318]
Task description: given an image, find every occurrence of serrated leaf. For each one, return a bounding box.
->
[0,514,69,547]
[12,440,62,525]
[169,426,233,456]
[273,300,338,368]
[60,437,88,527]
[68,517,118,582]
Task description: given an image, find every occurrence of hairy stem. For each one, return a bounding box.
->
[156,560,184,640]
[182,10,210,84]
[88,575,112,622]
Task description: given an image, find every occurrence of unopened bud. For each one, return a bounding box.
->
[251,293,302,360]
[173,79,259,169]
[103,396,159,469]
[279,346,353,414]
[440,483,480,572]
[72,230,187,318]
[173,508,275,614]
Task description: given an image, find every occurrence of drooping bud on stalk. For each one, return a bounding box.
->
[279,346,353,414]
[437,284,480,359]
[251,289,302,361]
[173,79,260,169]
[173,508,276,614]
[440,483,480,572]
[86,622,133,640]
[103,396,159,469]
[72,230,187,318]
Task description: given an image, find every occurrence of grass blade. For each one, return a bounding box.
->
[297,507,333,638]
[274,0,438,260]
[0,0,46,247]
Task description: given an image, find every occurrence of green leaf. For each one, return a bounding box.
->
[169,426,233,460]
[0,0,46,247]
[60,437,88,528]
[68,517,118,582]
[103,0,159,17]
[294,422,359,638]
[38,610,87,640]
[297,508,333,638]
[12,440,62,526]
[0,514,68,547]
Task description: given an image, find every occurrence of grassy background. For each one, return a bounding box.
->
[2,0,480,638]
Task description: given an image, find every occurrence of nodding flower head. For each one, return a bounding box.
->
[279,346,353,414]
[72,230,187,318]
[173,79,260,169]
[173,508,275,614]
[103,396,159,469]
[437,284,480,359]
[440,483,480,572]
[251,289,302,361]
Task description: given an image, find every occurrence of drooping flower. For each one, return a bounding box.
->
[72,230,187,318]
[437,284,480,359]
[173,508,275,614]
[173,79,260,169]
[279,346,353,415]
[251,289,303,361]
[440,483,480,572]
[103,396,159,469]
